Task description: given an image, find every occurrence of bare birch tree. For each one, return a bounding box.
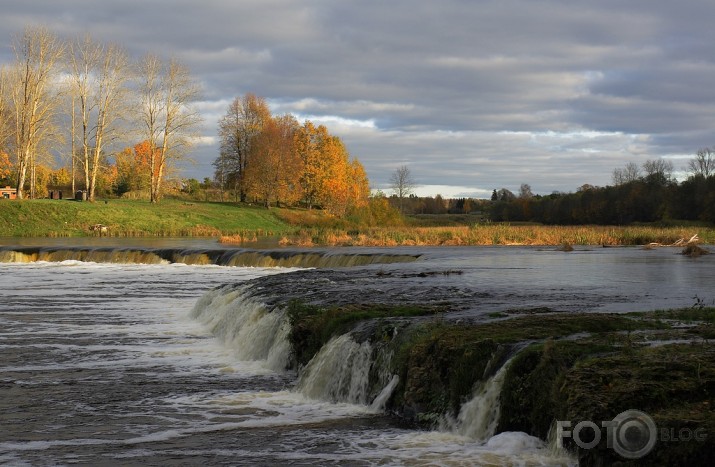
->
[138,54,202,203]
[8,26,64,199]
[89,43,130,201]
[389,165,416,213]
[67,34,101,196]
[67,35,130,201]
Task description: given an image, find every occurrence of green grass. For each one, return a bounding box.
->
[3,198,715,245]
[0,199,292,237]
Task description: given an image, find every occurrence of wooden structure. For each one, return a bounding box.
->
[1,186,17,200]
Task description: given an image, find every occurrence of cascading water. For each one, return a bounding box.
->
[295,334,374,404]
[0,245,420,268]
[370,374,400,411]
[191,285,402,409]
[188,282,570,466]
[190,285,292,372]
[442,359,513,440]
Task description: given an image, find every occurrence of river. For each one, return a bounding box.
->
[1,241,712,465]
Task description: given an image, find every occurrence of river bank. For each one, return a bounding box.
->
[2,199,714,247]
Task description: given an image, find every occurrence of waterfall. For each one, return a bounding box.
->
[0,245,419,268]
[295,334,374,404]
[190,286,291,371]
[295,334,400,409]
[191,285,401,409]
[443,359,512,441]
[370,374,399,411]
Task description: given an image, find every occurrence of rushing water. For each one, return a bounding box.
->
[1,243,713,465]
[0,257,576,466]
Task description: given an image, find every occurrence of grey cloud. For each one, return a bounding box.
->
[2,0,714,195]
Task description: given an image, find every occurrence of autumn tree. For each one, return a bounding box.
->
[291,120,370,214]
[112,141,156,196]
[7,26,64,199]
[0,151,13,185]
[138,54,202,203]
[215,93,270,202]
[347,159,370,209]
[244,114,301,207]
[47,166,71,189]
[294,120,323,209]
[316,129,350,213]
[211,94,370,212]
[316,132,370,215]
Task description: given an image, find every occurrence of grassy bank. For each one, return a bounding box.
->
[3,198,714,246]
[0,199,291,237]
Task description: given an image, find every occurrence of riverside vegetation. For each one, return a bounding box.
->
[2,198,715,247]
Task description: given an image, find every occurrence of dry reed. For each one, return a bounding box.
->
[272,225,715,247]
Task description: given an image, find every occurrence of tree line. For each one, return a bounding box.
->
[490,152,715,224]
[212,93,370,215]
[0,25,201,202]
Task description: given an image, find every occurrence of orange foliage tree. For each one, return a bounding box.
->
[214,94,371,214]
[0,152,14,185]
[244,114,302,207]
[112,141,159,196]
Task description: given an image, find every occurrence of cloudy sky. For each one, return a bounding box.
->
[2,0,714,197]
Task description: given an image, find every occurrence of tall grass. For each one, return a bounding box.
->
[273,224,715,247]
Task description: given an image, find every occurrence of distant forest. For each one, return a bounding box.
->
[391,151,715,225]
[491,153,715,224]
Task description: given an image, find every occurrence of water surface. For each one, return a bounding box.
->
[1,244,712,465]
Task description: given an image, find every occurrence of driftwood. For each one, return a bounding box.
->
[646,233,710,256]
[648,234,700,248]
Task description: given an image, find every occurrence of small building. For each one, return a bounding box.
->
[1,186,17,200]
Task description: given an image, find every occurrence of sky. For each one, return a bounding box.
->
[2,0,715,198]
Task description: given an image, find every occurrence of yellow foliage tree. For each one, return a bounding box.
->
[292,120,371,214]
[294,121,324,209]
[216,94,371,213]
